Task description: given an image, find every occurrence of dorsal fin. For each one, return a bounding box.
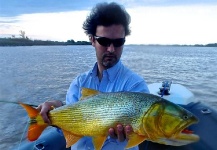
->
[80,88,99,100]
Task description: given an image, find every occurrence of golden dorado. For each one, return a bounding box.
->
[20,88,199,150]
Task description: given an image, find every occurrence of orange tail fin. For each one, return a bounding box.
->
[19,102,48,141]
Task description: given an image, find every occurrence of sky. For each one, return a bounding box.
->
[0,0,217,45]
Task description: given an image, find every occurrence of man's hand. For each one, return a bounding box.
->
[108,124,133,142]
[37,100,63,124]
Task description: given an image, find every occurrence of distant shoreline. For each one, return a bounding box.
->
[127,44,217,47]
[0,38,216,47]
[0,38,91,46]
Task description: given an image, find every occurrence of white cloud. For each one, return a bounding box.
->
[0,11,89,42]
[127,4,217,44]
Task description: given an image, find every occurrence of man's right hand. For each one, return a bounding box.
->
[36,100,63,124]
[109,124,133,142]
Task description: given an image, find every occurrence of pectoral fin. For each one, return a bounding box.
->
[92,136,107,150]
[62,129,82,148]
[126,133,146,149]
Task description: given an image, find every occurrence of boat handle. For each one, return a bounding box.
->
[201,108,212,114]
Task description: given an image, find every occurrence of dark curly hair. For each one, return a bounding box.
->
[83,2,131,36]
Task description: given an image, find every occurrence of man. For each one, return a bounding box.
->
[37,2,149,150]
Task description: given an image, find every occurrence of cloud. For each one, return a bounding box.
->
[1,0,217,17]
[0,0,93,17]
[0,11,89,41]
[127,4,217,44]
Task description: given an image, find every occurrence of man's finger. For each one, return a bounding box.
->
[36,104,42,111]
[40,105,51,124]
[125,125,133,140]
[108,128,117,139]
[117,124,125,142]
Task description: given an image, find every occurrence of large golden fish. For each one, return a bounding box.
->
[20,88,199,150]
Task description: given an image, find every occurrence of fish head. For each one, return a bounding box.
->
[143,100,199,146]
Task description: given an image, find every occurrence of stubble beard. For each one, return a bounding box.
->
[102,54,118,69]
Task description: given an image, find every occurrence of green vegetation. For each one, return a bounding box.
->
[1,37,216,47]
[194,43,217,47]
[0,31,216,47]
[0,38,91,46]
[143,43,217,47]
[0,30,91,46]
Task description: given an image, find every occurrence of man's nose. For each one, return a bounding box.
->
[107,43,115,53]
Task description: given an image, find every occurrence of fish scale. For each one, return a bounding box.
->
[50,92,156,136]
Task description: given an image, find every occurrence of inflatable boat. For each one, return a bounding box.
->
[14,81,217,150]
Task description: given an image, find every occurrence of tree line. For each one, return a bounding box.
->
[0,30,91,46]
[1,30,216,47]
[0,38,91,46]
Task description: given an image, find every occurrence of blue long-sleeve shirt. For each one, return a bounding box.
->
[66,60,149,150]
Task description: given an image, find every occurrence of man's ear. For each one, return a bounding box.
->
[89,35,95,46]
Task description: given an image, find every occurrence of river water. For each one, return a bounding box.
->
[0,45,217,149]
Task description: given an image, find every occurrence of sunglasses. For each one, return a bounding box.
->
[94,36,125,47]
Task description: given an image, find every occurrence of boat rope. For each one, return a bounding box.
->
[17,115,39,150]
[0,100,38,107]
[0,100,38,150]
[17,116,29,150]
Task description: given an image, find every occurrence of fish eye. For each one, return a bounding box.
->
[183,115,189,120]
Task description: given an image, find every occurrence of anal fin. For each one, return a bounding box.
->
[92,136,107,150]
[62,129,82,148]
[126,133,146,149]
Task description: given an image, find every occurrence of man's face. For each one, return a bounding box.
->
[91,24,125,69]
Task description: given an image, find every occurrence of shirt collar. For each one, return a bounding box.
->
[91,60,122,82]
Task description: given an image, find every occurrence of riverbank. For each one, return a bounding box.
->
[0,38,91,46]
[0,38,217,47]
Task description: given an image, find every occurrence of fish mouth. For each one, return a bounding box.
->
[170,130,199,146]
[158,133,199,146]
[157,114,199,146]
[169,121,199,146]
[157,126,199,146]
